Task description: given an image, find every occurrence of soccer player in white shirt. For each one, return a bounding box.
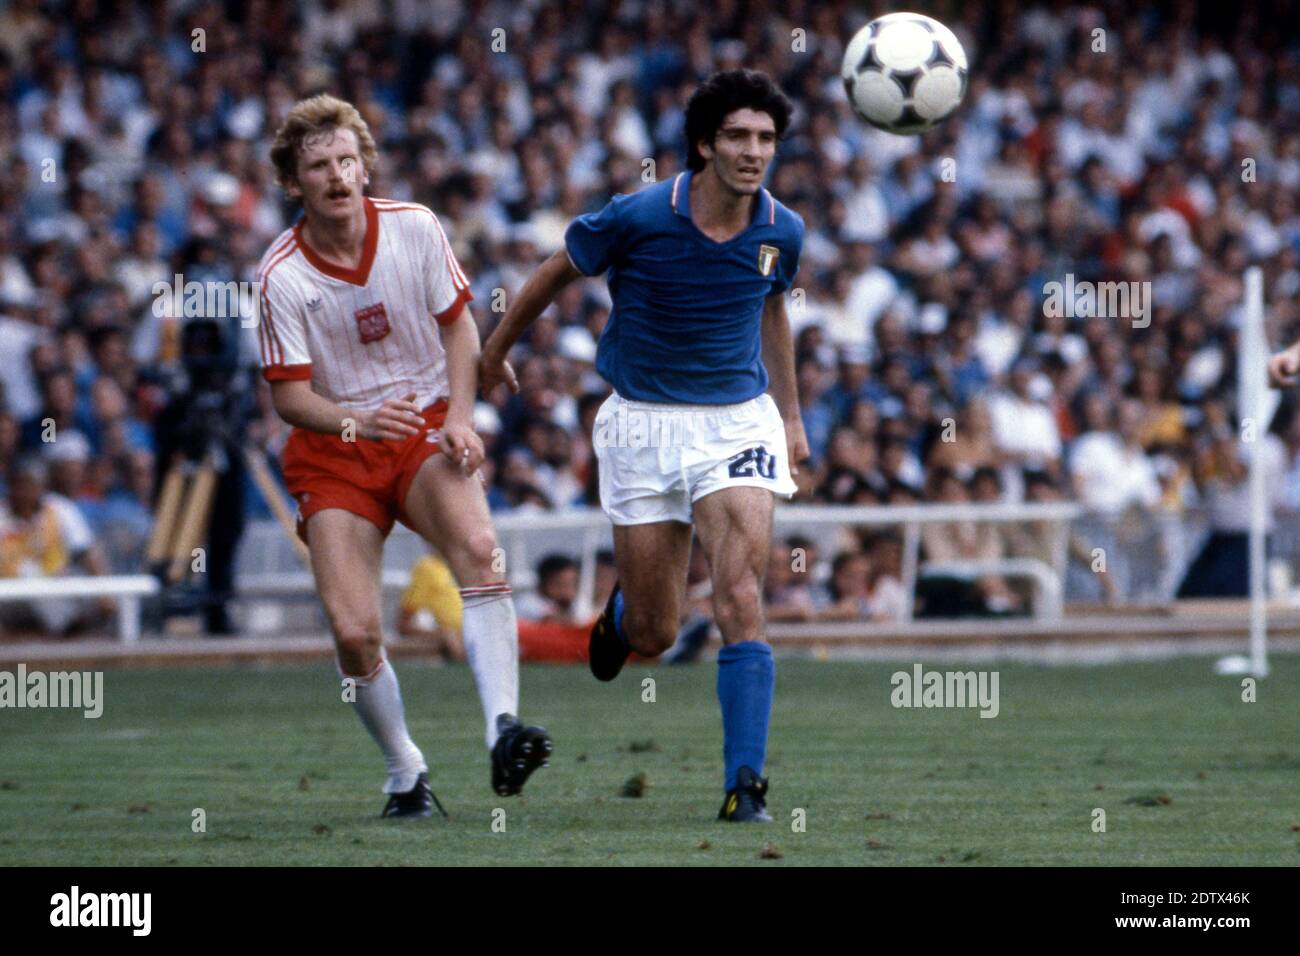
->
[258,95,550,817]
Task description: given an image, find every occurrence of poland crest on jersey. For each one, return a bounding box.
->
[758,244,779,277]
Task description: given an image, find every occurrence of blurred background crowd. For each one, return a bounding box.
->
[2,0,1299,636]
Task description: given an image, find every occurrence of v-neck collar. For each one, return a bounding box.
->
[294,196,380,286]
[670,170,773,245]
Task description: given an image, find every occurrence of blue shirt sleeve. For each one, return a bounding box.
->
[565,196,624,276]
[769,214,804,295]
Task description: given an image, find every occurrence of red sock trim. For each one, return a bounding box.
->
[338,656,386,685]
[459,583,513,597]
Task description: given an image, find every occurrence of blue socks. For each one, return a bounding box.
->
[716,641,775,792]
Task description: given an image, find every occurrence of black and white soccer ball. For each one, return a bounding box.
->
[841,12,968,135]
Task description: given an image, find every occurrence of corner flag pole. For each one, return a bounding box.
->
[1241,266,1273,678]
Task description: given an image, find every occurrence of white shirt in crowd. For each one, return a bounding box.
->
[988,391,1062,464]
[844,265,898,349]
[0,316,44,421]
[1069,431,1161,514]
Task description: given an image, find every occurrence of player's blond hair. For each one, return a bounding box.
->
[269,94,378,190]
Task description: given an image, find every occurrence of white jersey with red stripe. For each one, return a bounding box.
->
[256,196,472,411]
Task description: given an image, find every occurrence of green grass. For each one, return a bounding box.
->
[0,657,1296,866]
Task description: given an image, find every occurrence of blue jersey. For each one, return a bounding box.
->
[565,170,804,405]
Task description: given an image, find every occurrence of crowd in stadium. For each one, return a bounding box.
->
[1,0,1299,634]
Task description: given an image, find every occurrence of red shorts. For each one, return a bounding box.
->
[282,400,449,543]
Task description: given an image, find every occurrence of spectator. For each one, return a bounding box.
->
[813,550,873,621]
[918,468,1021,616]
[21,366,94,452]
[786,533,829,589]
[1130,361,1186,452]
[927,396,1001,481]
[816,427,877,504]
[1069,397,1162,515]
[1017,470,1121,605]
[0,296,45,422]
[0,456,110,635]
[515,553,580,624]
[796,353,834,467]
[987,358,1064,493]
[863,531,908,621]
[764,539,816,622]
[1178,402,1286,598]
[931,313,990,407]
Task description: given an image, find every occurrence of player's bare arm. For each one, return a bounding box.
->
[479,249,583,395]
[1267,341,1300,388]
[760,292,810,476]
[269,379,425,442]
[436,304,487,473]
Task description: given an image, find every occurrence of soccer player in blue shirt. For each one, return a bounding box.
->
[480,70,808,822]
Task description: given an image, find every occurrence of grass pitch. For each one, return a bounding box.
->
[1,657,1296,866]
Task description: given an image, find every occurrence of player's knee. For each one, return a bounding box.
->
[332,617,383,670]
[713,575,763,639]
[623,607,677,656]
[446,527,501,585]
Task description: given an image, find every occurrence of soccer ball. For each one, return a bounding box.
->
[841,12,968,135]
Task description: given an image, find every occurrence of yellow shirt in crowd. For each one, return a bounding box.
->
[0,503,68,578]
[401,556,463,632]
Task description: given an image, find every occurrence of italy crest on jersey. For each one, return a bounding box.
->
[758,244,779,277]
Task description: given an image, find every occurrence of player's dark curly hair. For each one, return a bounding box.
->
[684,69,794,172]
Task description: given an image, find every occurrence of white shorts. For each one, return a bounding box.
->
[592,391,797,525]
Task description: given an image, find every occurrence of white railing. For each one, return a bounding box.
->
[757,502,1077,623]
[0,575,159,644]
[236,501,1083,625]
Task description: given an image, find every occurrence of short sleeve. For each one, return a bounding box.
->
[564,197,625,276]
[52,498,94,555]
[770,214,805,296]
[258,274,312,382]
[424,213,474,326]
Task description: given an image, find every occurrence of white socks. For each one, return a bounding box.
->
[343,654,427,794]
[339,582,519,790]
[460,583,520,749]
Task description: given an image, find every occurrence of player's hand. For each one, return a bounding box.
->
[357,392,425,441]
[1267,344,1300,389]
[440,415,485,474]
[785,419,811,478]
[478,348,519,397]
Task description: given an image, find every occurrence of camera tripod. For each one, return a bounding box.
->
[146,446,309,585]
